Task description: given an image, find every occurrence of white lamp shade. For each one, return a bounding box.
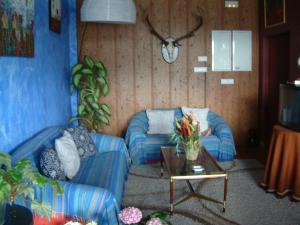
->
[81,0,136,24]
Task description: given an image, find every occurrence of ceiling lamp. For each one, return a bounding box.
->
[225,0,239,8]
[81,0,136,24]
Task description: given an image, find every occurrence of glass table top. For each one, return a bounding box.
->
[161,146,226,178]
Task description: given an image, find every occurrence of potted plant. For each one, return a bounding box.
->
[70,55,111,132]
[170,113,201,161]
[0,152,63,224]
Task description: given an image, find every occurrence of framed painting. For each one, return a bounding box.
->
[0,0,34,57]
[49,0,61,33]
[264,0,286,28]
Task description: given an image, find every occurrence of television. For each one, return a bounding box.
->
[279,84,300,131]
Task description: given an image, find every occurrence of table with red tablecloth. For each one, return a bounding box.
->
[261,125,300,201]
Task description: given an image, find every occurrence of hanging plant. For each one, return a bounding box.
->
[71,55,111,132]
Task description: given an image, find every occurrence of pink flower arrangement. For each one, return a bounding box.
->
[119,207,143,224]
[146,218,163,225]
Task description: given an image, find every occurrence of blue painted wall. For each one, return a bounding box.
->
[0,0,77,152]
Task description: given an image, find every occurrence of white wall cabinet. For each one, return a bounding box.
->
[212,30,252,72]
[232,30,252,71]
[212,30,232,71]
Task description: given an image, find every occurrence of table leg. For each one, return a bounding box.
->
[160,150,164,177]
[223,175,228,212]
[170,177,174,214]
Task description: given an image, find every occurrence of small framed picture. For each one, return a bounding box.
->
[49,0,61,33]
[264,0,286,28]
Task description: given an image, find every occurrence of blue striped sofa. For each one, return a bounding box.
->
[10,127,130,225]
[125,108,236,164]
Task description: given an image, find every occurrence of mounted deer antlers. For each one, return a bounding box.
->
[146,15,203,64]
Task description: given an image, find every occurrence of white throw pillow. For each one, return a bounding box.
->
[55,131,80,179]
[146,109,175,134]
[181,107,209,132]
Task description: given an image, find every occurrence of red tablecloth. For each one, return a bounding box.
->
[261,125,300,201]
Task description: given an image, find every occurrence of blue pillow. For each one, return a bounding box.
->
[40,148,66,180]
[66,125,97,158]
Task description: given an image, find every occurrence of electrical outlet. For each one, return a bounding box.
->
[194,67,207,73]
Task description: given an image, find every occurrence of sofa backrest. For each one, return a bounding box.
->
[10,127,63,167]
[132,108,219,130]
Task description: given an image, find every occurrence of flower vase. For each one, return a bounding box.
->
[183,141,201,161]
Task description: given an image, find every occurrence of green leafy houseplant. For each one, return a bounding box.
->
[71,55,111,132]
[0,152,63,220]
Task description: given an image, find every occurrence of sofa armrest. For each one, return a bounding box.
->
[89,133,130,165]
[31,181,120,224]
[209,113,236,160]
[125,112,148,146]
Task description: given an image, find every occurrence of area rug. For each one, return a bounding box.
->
[122,159,300,225]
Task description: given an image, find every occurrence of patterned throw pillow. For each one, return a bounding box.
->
[66,125,97,158]
[40,148,66,180]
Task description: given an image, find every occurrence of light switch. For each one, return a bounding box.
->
[198,56,208,62]
[221,78,234,85]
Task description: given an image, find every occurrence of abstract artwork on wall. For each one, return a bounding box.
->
[264,0,286,28]
[0,0,34,57]
[49,0,61,33]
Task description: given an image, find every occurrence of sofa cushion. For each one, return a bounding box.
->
[71,151,129,206]
[201,135,221,159]
[55,131,80,179]
[181,107,209,132]
[66,125,97,158]
[40,148,66,180]
[146,109,175,134]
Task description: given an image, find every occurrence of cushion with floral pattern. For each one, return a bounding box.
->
[66,125,97,158]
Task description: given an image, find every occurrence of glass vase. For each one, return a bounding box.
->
[183,141,201,161]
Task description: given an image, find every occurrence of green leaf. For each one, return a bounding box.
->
[91,102,100,110]
[87,96,94,104]
[99,116,109,125]
[49,179,64,195]
[70,84,75,93]
[73,74,83,87]
[95,62,104,70]
[19,186,34,200]
[97,109,105,116]
[99,67,107,77]
[95,88,100,99]
[82,68,93,75]
[0,152,11,169]
[0,180,11,202]
[33,173,48,187]
[31,200,52,220]
[71,64,83,75]
[97,77,106,85]
[10,168,22,182]
[103,84,109,96]
[78,105,85,115]
[101,104,111,116]
[84,55,94,69]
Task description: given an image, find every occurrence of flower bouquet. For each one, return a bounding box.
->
[119,207,172,225]
[170,113,201,160]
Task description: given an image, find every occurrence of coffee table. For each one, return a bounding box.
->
[160,146,228,213]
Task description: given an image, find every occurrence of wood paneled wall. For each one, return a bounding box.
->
[78,0,259,147]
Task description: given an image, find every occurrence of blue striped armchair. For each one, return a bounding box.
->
[125,108,236,164]
[10,127,130,225]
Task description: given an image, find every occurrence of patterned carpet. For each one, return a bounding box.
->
[122,159,300,225]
